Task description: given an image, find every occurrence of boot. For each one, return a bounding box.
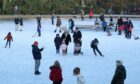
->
[35,71,41,75]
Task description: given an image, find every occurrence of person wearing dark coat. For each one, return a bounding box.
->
[49,60,63,84]
[99,14,105,22]
[116,17,123,32]
[73,27,82,43]
[68,18,75,33]
[91,38,103,56]
[61,31,71,53]
[14,17,19,31]
[54,16,62,33]
[111,60,126,84]
[32,41,44,75]
[19,18,23,31]
[4,32,13,48]
[54,34,61,54]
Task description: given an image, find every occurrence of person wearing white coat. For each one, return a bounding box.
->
[73,67,86,84]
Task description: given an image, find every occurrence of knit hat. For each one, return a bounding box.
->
[116,60,123,66]
[34,41,38,46]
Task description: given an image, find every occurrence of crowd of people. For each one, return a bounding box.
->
[3,15,132,84]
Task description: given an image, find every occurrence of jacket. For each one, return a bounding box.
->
[54,37,61,48]
[77,74,85,84]
[49,66,63,82]
[61,33,71,45]
[111,65,126,84]
[4,34,13,41]
[32,45,44,60]
[73,31,82,42]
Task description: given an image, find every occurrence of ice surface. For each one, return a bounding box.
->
[0,18,140,84]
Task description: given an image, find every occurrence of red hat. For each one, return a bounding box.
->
[34,41,38,46]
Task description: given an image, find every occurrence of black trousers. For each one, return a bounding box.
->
[93,46,102,56]
[5,41,11,48]
[53,81,62,84]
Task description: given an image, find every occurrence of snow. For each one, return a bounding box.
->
[0,18,140,84]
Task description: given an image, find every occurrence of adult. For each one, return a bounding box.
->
[90,38,104,56]
[99,13,105,22]
[51,13,55,25]
[19,17,23,31]
[68,18,75,33]
[61,30,71,53]
[73,27,82,43]
[49,60,63,84]
[32,41,44,75]
[36,15,42,36]
[14,17,19,31]
[54,16,62,33]
[116,17,123,34]
[111,60,126,84]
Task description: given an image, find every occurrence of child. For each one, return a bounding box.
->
[106,25,112,36]
[4,32,13,48]
[54,34,61,54]
[74,41,81,55]
[73,67,86,84]
[49,60,63,84]
[60,40,67,56]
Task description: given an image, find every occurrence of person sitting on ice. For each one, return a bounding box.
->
[73,67,86,84]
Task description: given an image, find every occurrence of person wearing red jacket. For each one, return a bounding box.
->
[49,60,63,84]
[4,32,13,48]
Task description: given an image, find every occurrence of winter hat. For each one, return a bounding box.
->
[116,60,123,66]
[73,67,80,75]
[34,41,38,46]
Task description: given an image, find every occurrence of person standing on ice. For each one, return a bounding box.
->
[89,9,93,18]
[111,60,126,84]
[49,60,63,84]
[73,67,86,84]
[68,18,75,33]
[19,17,23,31]
[51,13,55,25]
[61,30,71,54]
[90,38,104,56]
[32,41,44,75]
[14,17,19,31]
[54,34,61,54]
[36,15,42,36]
[54,16,62,33]
[116,17,123,33]
[4,32,13,48]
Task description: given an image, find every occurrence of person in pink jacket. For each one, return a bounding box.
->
[60,40,67,56]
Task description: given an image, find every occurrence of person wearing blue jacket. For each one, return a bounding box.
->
[102,20,107,32]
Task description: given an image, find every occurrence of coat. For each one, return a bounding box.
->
[77,74,85,84]
[73,31,82,42]
[54,37,61,48]
[61,33,71,45]
[91,39,98,48]
[14,18,19,24]
[111,65,126,84]
[49,66,63,82]
[56,18,61,27]
[4,34,13,41]
[32,45,44,60]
